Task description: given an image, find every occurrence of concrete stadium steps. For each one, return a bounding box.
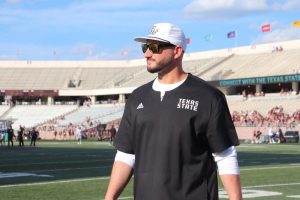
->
[0,105,11,119]
[0,68,76,90]
[217,49,300,80]
[57,104,124,126]
[117,69,157,87]
[78,66,143,89]
[228,97,300,115]
[3,105,78,129]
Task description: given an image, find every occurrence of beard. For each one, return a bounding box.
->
[146,57,173,74]
[147,64,164,73]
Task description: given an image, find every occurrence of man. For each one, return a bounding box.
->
[18,125,25,147]
[76,126,82,144]
[7,126,14,147]
[109,125,117,146]
[268,127,276,143]
[105,23,242,200]
[30,127,38,146]
[0,129,4,146]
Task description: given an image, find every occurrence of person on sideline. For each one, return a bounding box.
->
[109,125,117,146]
[268,127,276,143]
[105,23,243,200]
[18,125,25,147]
[0,130,4,146]
[30,127,38,146]
[7,126,14,147]
[76,126,82,144]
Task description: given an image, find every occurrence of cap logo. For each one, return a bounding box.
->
[134,23,186,51]
[150,26,159,35]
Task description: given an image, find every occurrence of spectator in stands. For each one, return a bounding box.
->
[273,46,283,52]
[30,127,39,146]
[242,89,247,100]
[105,22,242,200]
[232,105,300,128]
[7,126,14,147]
[259,91,265,96]
[18,125,25,147]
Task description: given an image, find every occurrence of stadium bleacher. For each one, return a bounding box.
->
[3,105,77,129]
[56,104,124,126]
[0,105,10,117]
[0,39,299,140]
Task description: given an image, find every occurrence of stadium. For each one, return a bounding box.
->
[0,39,300,200]
[0,38,299,141]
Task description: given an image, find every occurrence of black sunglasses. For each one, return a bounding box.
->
[141,43,175,54]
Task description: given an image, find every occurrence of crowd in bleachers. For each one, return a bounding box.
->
[34,104,123,141]
[37,119,119,141]
[241,88,299,100]
[232,106,300,127]
[271,45,284,53]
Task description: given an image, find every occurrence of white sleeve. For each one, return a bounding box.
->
[212,146,240,175]
[114,150,135,168]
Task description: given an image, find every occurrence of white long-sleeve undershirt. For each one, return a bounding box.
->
[114,146,240,175]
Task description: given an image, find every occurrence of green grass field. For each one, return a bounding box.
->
[0,140,299,200]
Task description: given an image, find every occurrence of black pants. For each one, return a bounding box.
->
[30,138,36,146]
[8,138,13,147]
[19,138,24,146]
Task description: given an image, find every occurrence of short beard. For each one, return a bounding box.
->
[147,58,173,74]
[147,65,164,73]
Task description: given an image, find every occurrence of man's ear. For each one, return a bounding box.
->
[173,46,184,59]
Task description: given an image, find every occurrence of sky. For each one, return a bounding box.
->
[0,0,300,60]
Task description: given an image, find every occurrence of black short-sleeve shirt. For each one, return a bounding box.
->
[115,74,239,200]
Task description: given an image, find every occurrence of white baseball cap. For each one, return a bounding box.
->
[134,23,186,51]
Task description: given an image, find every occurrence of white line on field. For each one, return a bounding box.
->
[0,159,114,167]
[28,164,299,174]
[26,165,111,173]
[241,164,300,171]
[240,157,300,162]
[4,162,298,174]
[118,197,133,199]
[1,164,300,189]
[0,177,110,188]
[287,195,300,198]
[105,182,300,200]
[1,175,300,190]
[243,182,300,189]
